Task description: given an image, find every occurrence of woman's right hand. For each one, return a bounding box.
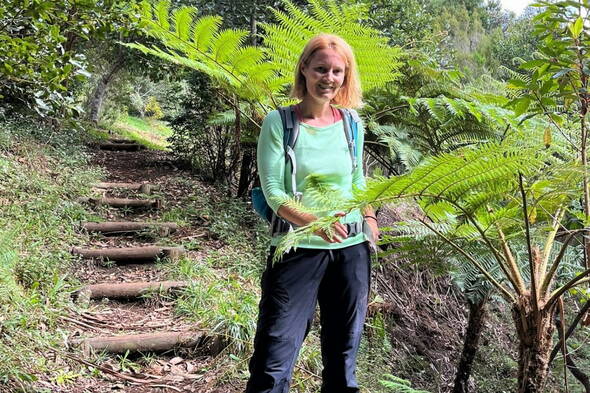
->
[314,212,348,243]
[277,206,349,243]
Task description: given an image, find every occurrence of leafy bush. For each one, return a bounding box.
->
[144,96,164,119]
[168,71,240,184]
[0,1,131,118]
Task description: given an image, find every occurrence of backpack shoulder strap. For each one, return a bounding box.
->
[277,106,301,200]
[339,108,360,173]
[278,106,301,150]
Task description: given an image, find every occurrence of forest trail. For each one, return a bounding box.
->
[56,138,237,393]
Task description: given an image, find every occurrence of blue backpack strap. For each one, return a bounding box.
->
[278,106,301,201]
[339,108,360,173]
[278,106,293,153]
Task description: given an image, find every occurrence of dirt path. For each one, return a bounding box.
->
[53,142,240,393]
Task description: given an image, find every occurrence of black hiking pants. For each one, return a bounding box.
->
[245,242,370,393]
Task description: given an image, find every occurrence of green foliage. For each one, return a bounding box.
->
[111,115,172,150]
[128,0,277,106]
[0,0,132,118]
[362,55,511,176]
[357,0,434,48]
[144,96,164,119]
[168,71,241,183]
[262,0,402,93]
[380,374,432,392]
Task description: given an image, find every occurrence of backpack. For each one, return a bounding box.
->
[252,105,361,235]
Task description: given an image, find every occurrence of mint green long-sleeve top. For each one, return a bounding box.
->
[257,109,369,249]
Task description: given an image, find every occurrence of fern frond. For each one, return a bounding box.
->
[192,15,222,51]
[155,0,170,30]
[302,174,348,211]
[173,6,194,41]
[380,374,432,393]
[210,29,249,63]
[208,109,236,126]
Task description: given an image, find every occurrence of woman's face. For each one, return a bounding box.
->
[301,48,346,105]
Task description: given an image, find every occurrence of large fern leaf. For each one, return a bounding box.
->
[262,0,402,92]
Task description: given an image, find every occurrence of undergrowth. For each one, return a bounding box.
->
[109,115,172,150]
[0,118,102,391]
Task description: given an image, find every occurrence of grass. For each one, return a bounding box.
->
[0,118,102,390]
[109,115,172,150]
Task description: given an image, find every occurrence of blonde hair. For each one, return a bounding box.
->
[291,34,362,108]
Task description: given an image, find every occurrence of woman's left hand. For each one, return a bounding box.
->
[365,216,380,243]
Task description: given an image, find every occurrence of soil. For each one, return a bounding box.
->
[33,146,243,393]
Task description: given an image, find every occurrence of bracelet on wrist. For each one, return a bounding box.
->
[364,215,377,222]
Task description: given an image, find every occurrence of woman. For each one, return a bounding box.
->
[246,33,379,393]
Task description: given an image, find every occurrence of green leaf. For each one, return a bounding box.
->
[514,97,532,117]
[569,16,584,39]
[520,59,547,69]
[508,79,528,89]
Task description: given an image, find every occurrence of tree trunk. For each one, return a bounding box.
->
[512,298,555,393]
[87,54,125,124]
[237,146,254,198]
[453,298,487,393]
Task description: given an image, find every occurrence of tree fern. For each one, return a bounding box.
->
[128,0,402,116]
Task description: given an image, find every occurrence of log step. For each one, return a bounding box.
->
[71,246,185,263]
[99,143,145,151]
[79,197,162,209]
[82,221,178,235]
[94,182,157,194]
[108,138,135,144]
[76,280,188,300]
[73,331,206,354]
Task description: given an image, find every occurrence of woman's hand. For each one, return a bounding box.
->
[314,212,348,243]
[364,215,380,243]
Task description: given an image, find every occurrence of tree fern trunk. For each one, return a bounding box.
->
[512,299,555,393]
[452,298,487,393]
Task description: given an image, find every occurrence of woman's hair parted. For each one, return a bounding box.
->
[291,34,362,108]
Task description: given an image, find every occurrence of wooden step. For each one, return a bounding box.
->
[71,246,185,263]
[94,182,157,194]
[76,281,188,300]
[78,197,162,209]
[81,221,178,235]
[108,138,135,144]
[99,142,145,151]
[72,331,206,354]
